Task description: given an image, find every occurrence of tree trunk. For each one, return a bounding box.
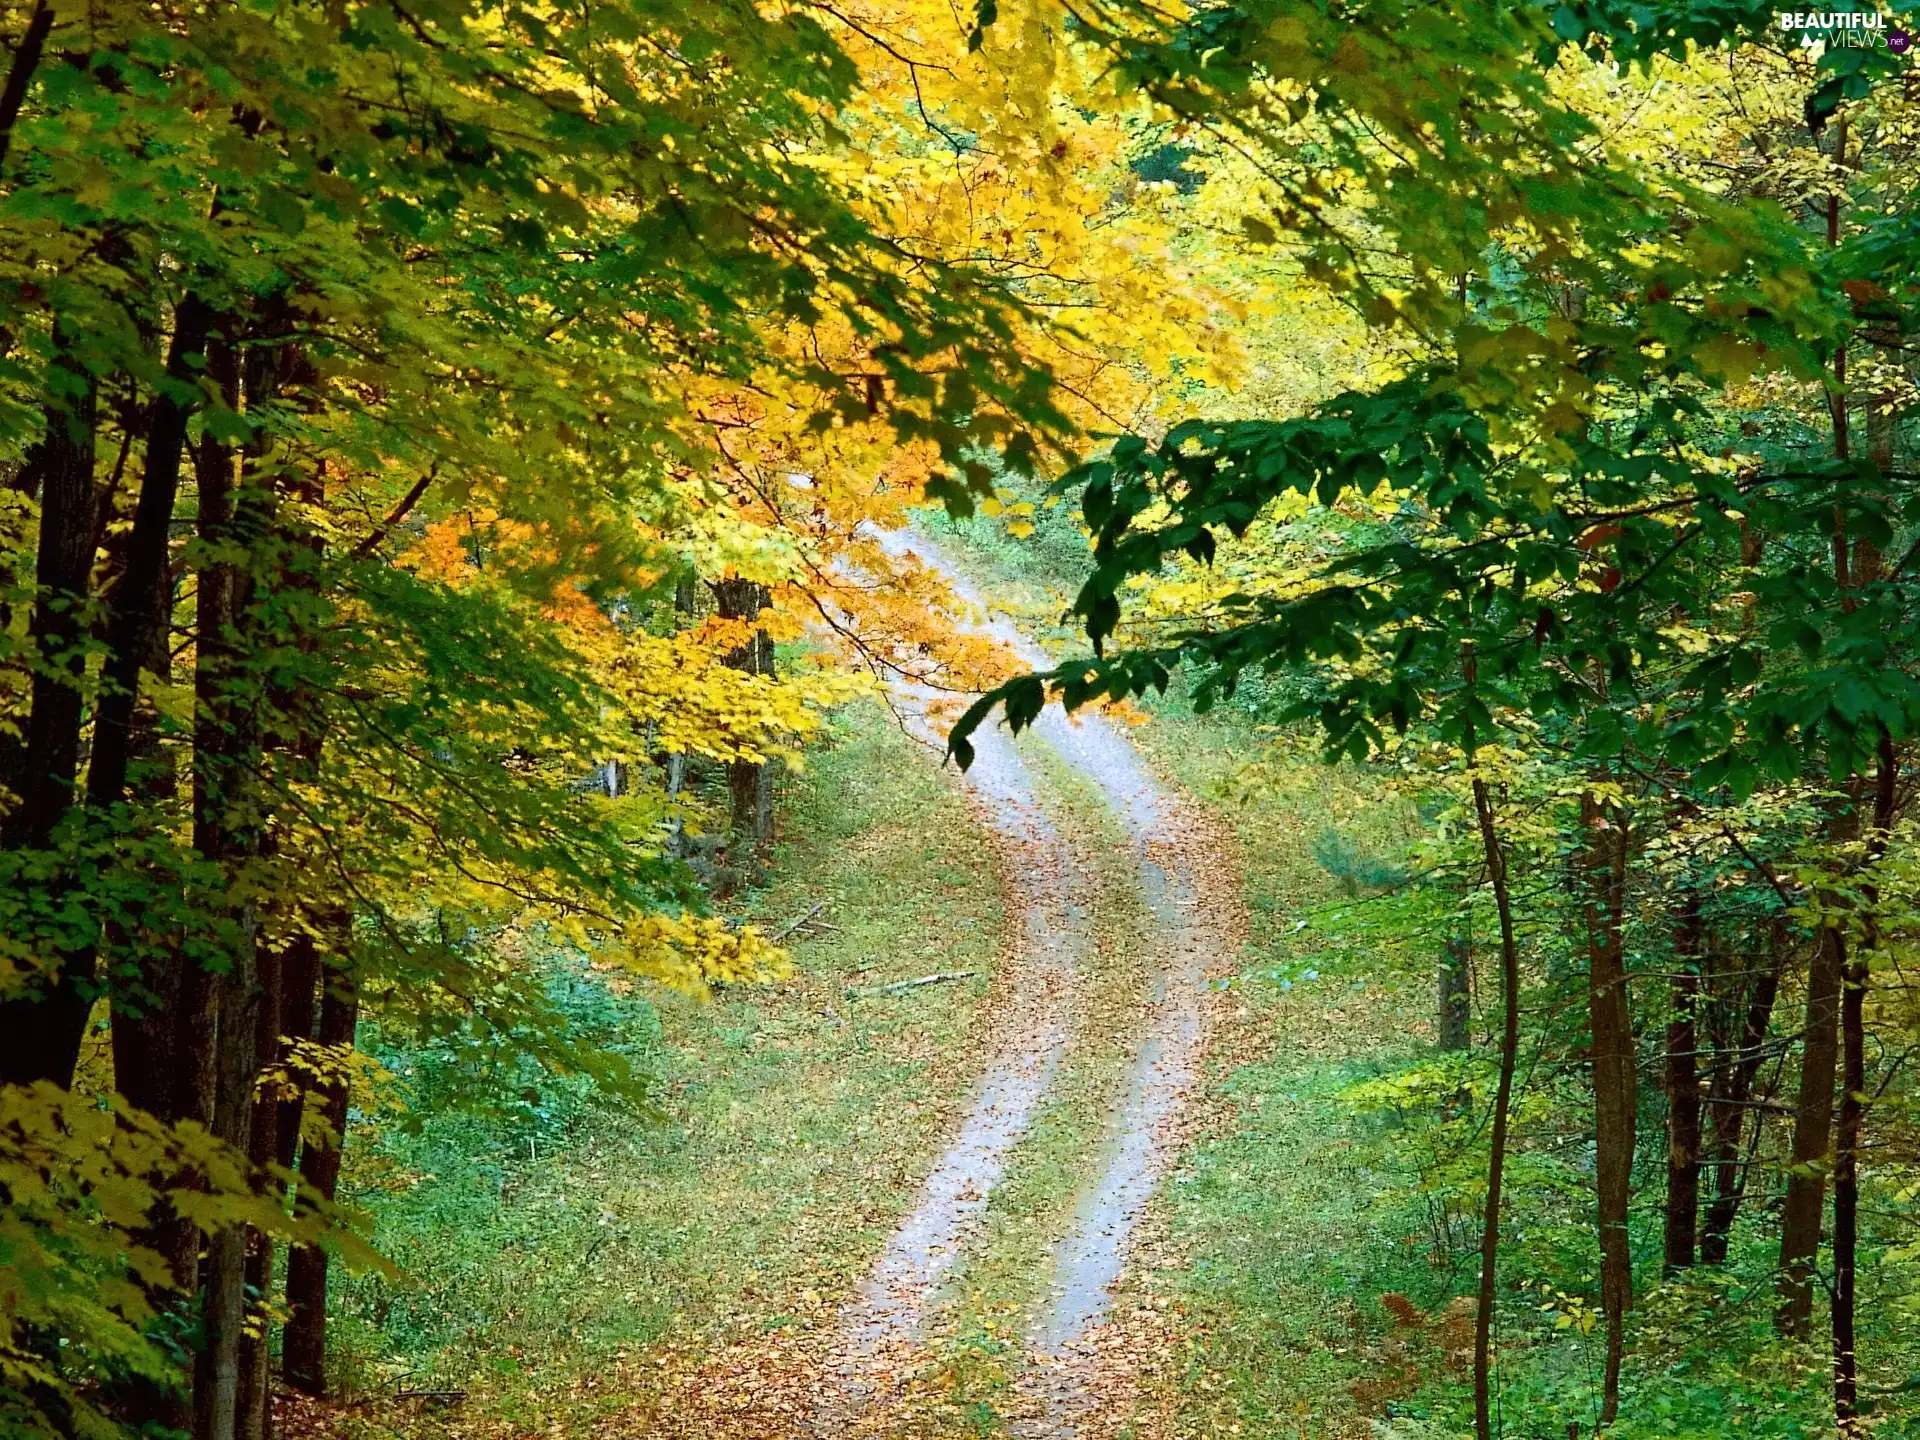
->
[0,352,102,1088]
[1835,735,1896,1430]
[1463,645,1520,1440]
[1833,910,1867,1430]
[1701,920,1783,1265]
[1834,335,1901,1429]
[713,577,774,886]
[191,319,284,1440]
[0,0,53,174]
[282,959,358,1398]
[1664,896,1704,1275]
[1781,148,1858,1339]
[1581,791,1636,1425]
[1778,910,1847,1335]
[89,294,213,817]
[1438,933,1471,1051]
[237,931,287,1440]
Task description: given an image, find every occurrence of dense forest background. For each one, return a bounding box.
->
[5,0,1920,1437]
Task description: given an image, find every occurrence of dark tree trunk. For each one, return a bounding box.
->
[1581,792,1635,1425]
[1783,164,1858,1338]
[1463,645,1520,1440]
[1701,922,1783,1265]
[1438,933,1470,1051]
[1833,912,1867,1429]
[1835,735,1896,1430]
[89,294,213,817]
[282,958,358,1398]
[191,319,286,1440]
[712,577,774,885]
[0,0,53,174]
[0,351,102,1089]
[1778,908,1847,1335]
[237,932,286,1440]
[1664,897,1704,1275]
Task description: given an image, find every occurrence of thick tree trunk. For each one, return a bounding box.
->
[1664,897,1704,1275]
[90,295,213,817]
[0,0,53,174]
[1581,791,1636,1425]
[282,961,358,1398]
[0,354,102,1088]
[1438,933,1471,1051]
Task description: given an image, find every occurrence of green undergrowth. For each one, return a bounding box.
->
[327,701,1007,1433]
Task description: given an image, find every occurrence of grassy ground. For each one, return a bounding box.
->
[320,702,1010,1434]
[1109,694,1448,1440]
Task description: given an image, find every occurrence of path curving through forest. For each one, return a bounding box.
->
[809,531,1229,1438]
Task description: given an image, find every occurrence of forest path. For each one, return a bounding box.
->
[808,531,1230,1438]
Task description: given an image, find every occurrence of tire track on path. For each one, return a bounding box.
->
[808,636,1092,1434]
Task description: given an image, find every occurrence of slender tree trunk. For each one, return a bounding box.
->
[1778,893,1847,1335]
[1438,933,1471,1051]
[1781,231,1858,1332]
[105,302,216,1265]
[0,350,102,1088]
[1834,735,1896,1430]
[713,577,774,886]
[1702,921,1784,1264]
[1463,645,1520,1440]
[1835,332,1902,1429]
[1581,791,1636,1425]
[1664,896,1704,1275]
[237,930,287,1440]
[282,956,357,1398]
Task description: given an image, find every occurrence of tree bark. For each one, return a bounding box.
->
[1581,791,1636,1425]
[282,959,358,1398]
[0,348,102,1089]
[1778,898,1847,1335]
[0,0,53,175]
[237,932,286,1440]
[90,295,214,816]
[713,577,774,886]
[1701,922,1784,1264]
[1438,933,1471,1051]
[191,318,288,1440]
[1834,735,1896,1430]
[1664,896,1704,1275]
[1463,645,1520,1440]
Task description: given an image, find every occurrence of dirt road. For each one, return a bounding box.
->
[811,532,1227,1438]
